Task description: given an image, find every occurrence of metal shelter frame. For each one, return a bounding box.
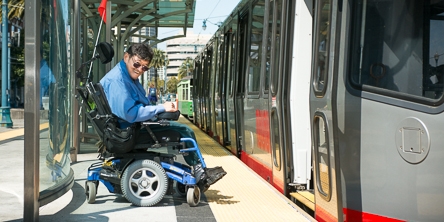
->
[80,0,196,61]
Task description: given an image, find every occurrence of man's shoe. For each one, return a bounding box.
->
[194,164,227,193]
[205,166,227,186]
[199,182,210,193]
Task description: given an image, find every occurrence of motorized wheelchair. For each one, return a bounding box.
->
[75,42,205,207]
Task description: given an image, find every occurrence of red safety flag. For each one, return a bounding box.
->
[98,0,107,23]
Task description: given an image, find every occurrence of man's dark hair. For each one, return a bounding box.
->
[126,43,154,61]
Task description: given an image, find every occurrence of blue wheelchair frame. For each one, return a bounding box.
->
[86,137,206,193]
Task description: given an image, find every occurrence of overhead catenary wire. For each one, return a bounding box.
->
[206,0,222,21]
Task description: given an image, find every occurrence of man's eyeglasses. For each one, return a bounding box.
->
[131,56,149,72]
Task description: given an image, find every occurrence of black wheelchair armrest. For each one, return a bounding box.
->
[156,111,180,121]
[141,111,180,127]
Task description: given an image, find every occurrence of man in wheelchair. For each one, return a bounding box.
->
[99,43,226,192]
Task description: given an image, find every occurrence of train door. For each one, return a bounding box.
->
[226,25,240,156]
[199,56,206,128]
[221,28,234,147]
[209,38,219,138]
[214,36,224,144]
[241,0,277,185]
[268,0,288,194]
[203,47,212,133]
[199,54,207,130]
[218,31,229,146]
[310,0,342,221]
[234,10,249,157]
[192,58,201,126]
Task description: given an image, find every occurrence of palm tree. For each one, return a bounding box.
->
[178,57,194,80]
[0,0,25,23]
[148,48,168,94]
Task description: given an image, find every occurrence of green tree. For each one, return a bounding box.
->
[0,0,25,23]
[148,48,168,93]
[10,38,24,85]
[178,57,194,80]
[0,0,25,87]
[166,77,179,94]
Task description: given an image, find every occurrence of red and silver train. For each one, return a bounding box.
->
[191,0,444,221]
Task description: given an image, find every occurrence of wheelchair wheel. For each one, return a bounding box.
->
[174,181,187,197]
[121,159,168,207]
[85,181,97,204]
[186,186,200,207]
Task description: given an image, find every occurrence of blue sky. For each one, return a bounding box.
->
[157,0,240,50]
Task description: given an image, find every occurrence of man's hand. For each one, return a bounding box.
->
[163,102,177,112]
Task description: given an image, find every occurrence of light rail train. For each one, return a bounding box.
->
[191,0,444,221]
[177,76,194,118]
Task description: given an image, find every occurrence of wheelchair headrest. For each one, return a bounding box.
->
[96,42,114,64]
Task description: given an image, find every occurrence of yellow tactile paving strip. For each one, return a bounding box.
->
[178,117,314,222]
[0,122,49,140]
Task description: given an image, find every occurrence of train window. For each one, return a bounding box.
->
[350,1,444,103]
[265,0,274,93]
[247,0,265,94]
[185,84,188,100]
[271,0,282,96]
[313,0,331,96]
[228,33,235,97]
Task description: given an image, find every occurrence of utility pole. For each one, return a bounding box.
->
[1,0,12,128]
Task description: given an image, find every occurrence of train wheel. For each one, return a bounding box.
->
[85,181,97,204]
[121,159,168,207]
[174,181,187,197]
[186,186,200,207]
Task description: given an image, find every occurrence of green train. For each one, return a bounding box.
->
[177,76,193,119]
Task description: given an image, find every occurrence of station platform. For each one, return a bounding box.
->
[0,116,315,222]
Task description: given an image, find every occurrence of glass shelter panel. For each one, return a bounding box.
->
[39,0,73,192]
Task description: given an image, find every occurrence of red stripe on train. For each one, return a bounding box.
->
[316,205,338,222]
[343,208,406,222]
[240,150,284,193]
[315,207,406,222]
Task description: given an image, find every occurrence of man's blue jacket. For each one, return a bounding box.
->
[100,60,165,128]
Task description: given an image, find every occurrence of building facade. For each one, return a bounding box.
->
[165,31,211,78]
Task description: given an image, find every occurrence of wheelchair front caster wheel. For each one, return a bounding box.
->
[186,186,200,207]
[85,181,97,204]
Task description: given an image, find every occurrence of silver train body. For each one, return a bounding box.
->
[192,0,444,221]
